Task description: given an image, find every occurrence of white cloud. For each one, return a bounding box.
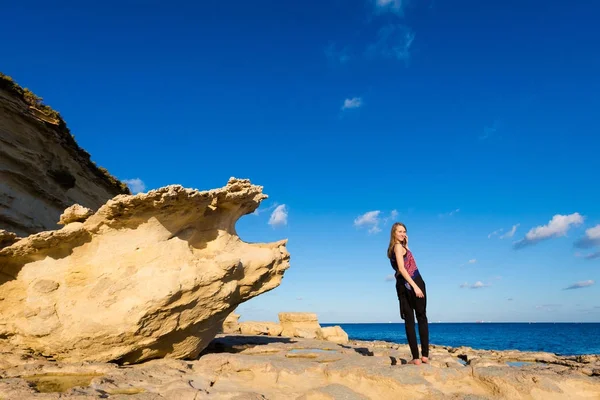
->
[500,224,520,239]
[514,213,584,249]
[366,24,415,63]
[268,204,288,227]
[381,209,399,226]
[374,0,407,14]
[123,178,146,194]
[586,225,600,240]
[253,202,278,216]
[459,281,490,289]
[355,209,398,234]
[341,97,363,110]
[564,280,595,290]
[354,210,380,227]
[468,259,477,264]
[488,228,503,239]
[354,211,381,235]
[385,274,395,282]
[369,225,382,234]
[440,208,460,218]
[575,224,600,249]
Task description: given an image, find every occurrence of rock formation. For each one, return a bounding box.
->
[224,312,349,345]
[0,178,290,363]
[0,72,130,236]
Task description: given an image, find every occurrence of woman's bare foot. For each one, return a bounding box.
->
[421,356,429,364]
[408,358,422,365]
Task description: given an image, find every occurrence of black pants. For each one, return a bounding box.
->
[396,274,429,359]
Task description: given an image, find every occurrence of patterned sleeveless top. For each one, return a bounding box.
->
[389,247,420,290]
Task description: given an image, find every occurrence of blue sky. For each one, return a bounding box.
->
[2,0,599,323]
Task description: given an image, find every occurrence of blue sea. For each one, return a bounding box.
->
[321,323,600,356]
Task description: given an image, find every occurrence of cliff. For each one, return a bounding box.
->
[0,72,129,236]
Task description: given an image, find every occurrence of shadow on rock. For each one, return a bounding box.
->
[199,335,296,356]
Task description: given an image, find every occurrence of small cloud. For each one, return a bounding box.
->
[354,210,381,234]
[488,228,504,239]
[253,202,279,216]
[369,226,382,234]
[123,178,146,194]
[268,204,288,227]
[514,213,584,249]
[385,274,395,282]
[440,208,460,218]
[584,251,600,260]
[296,297,303,301]
[460,281,490,289]
[574,224,600,249]
[500,224,520,239]
[374,0,408,14]
[468,259,477,264]
[381,209,399,226]
[341,97,363,110]
[366,24,415,64]
[507,298,513,301]
[354,210,380,227]
[564,280,595,290]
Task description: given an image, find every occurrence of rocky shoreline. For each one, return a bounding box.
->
[1,333,599,399]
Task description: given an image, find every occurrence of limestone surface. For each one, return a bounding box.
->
[0,334,598,399]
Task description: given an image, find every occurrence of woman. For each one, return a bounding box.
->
[387,222,429,365]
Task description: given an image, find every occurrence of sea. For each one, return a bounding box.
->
[321,323,600,356]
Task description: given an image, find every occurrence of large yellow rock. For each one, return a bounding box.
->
[0,178,290,363]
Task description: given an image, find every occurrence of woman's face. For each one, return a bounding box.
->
[394,225,407,243]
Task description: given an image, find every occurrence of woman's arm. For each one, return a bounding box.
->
[394,244,424,298]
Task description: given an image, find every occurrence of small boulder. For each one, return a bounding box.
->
[319,326,349,344]
[279,312,321,339]
[58,204,94,225]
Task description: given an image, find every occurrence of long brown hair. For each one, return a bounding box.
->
[387,222,407,259]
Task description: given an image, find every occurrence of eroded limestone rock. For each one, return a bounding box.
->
[0,178,290,363]
[279,312,322,339]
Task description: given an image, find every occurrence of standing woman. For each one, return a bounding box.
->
[387,222,430,365]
